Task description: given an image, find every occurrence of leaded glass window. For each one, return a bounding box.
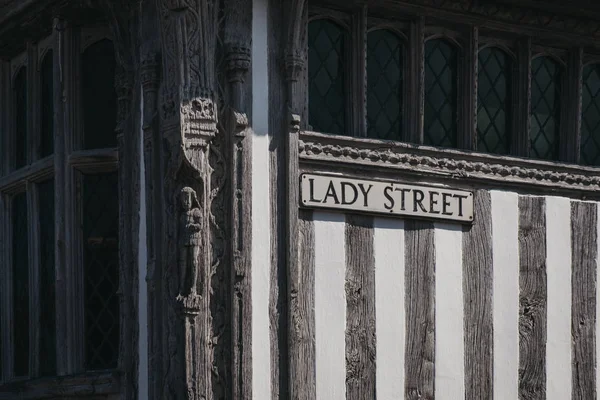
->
[530,56,562,160]
[82,40,117,150]
[83,172,119,370]
[367,29,403,140]
[424,39,458,147]
[40,51,54,158]
[12,192,29,377]
[477,47,512,154]
[14,67,27,169]
[581,64,600,165]
[39,180,56,376]
[308,19,348,134]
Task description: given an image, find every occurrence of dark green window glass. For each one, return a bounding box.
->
[82,40,117,150]
[477,47,512,154]
[308,19,348,134]
[40,51,54,158]
[14,67,27,169]
[39,180,56,376]
[12,192,28,377]
[530,57,562,160]
[424,39,458,147]
[581,64,600,165]
[367,30,403,140]
[83,173,119,370]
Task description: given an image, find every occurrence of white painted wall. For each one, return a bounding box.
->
[434,223,465,400]
[251,0,271,398]
[491,190,519,400]
[545,196,572,400]
[373,218,405,399]
[314,212,347,400]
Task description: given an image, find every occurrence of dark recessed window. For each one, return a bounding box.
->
[477,47,512,154]
[424,39,458,148]
[39,180,56,376]
[83,172,119,370]
[308,19,348,135]
[530,56,562,160]
[40,51,54,158]
[581,63,600,166]
[14,67,27,169]
[367,29,403,141]
[82,40,117,150]
[12,192,29,377]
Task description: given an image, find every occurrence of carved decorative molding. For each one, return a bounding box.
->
[299,131,600,195]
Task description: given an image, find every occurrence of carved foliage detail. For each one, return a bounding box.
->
[299,138,600,191]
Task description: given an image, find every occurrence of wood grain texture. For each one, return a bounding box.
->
[269,0,289,397]
[290,209,316,400]
[345,214,376,399]
[462,190,493,399]
[571,201,597,400]
[519,196,547,400]
[404,219,435,400]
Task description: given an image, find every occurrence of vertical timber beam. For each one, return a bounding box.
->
[104,1,143,398]
[155,0,222,398]
[224,0,253,397]
[140,1,162,397]
[285,1,309,399]
[52,17,68,377]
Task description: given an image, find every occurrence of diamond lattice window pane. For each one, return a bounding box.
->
[82,40,117,150]
[40,51,54,158]
[308,19,348,135]
[367,29,403,140]
[530,57,562,160]
[477,47,512,154]
[12,192,29,377]
[14,67,27,169]
[83,173,119,370]
[39,180,56,376]
[424,39,458,147]
[581,64,600,165]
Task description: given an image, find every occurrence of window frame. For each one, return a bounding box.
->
[0,21,120,387]
[306,2,586,163]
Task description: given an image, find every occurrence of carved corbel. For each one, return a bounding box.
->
[225,44,251,110]
[284,0,308,116]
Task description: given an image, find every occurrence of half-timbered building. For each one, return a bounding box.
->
[1,0,600,399]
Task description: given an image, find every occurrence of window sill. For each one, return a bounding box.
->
[299,131,600,198]
[0,371,120,399]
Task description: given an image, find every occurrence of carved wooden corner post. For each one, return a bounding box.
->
[104,1,142,398]
[156,0,220,398]
[225,44,252,400]
[284,1,308,398]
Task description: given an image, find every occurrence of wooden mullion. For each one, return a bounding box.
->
[351,5,367,137]
[3,196,13,381]
[63,23,84,374]
[406,16,424,144]
[560,47,583,164]
[1,61,8,177]
[53,17,68,377]
[511,36,532,157]
[459,26,478,151]
[26,181,40,378]
[0,194,7,383]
